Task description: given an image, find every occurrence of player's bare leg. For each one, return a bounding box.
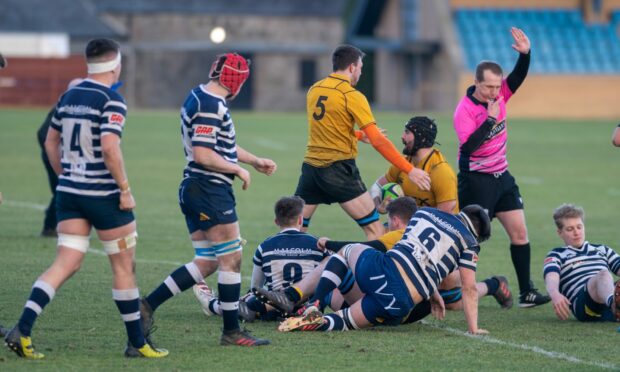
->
[300,203,319,233]
[586,269,615,304]
[340,192,383,240]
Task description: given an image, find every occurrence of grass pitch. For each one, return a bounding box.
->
[1,108,619,370]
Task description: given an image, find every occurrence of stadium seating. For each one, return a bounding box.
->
[454,8,620,74]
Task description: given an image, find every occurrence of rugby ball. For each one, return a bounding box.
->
[381,182,404,201]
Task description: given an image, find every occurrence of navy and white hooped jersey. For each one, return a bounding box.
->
[543,242,620,303]
[180,85,237,185]
[50,79,127,198]
[253,229,328,291]
[387,208,480,300]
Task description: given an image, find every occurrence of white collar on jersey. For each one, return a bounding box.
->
[279,227,301,233]
[87,52,121,74]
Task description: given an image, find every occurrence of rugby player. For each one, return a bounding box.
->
[2,39,167,359]
[544,204,620,322]
[139,53,275,347]
[295,44,430,240]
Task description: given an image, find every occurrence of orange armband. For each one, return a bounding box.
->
[362,124,414,174]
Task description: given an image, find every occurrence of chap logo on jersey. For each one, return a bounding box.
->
[543,257,555,265]
[109,113,125,126]
[199,212,210,221]
[195,125,215,136]
[472,253,479,263]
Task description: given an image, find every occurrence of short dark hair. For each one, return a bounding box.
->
[475,61,503,82]
[85,38,120,62]
[386,196,418,224]
[332,45,365,72]
[274,196,305,226]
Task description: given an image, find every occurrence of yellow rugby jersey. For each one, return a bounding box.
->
[385,149,458,213]
[303,73,375,167]
[378,228,405,251]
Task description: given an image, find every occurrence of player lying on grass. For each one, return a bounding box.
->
[260,201,490,334]
[256,197,512,321]
[544,204,620,323]
[193,196,334,322]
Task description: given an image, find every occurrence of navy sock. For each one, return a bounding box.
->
[18,280,55,336]
[310,255,349,308]
[113,288,144,348]
[482,277,500,296]
[219,271,241,331]
[510,243,532,293]
[146,263,201,311]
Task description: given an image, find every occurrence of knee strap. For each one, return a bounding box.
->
[58,234,90,253]
[101,232,137,255]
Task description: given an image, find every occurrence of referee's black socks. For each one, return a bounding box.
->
[510,243,531,294]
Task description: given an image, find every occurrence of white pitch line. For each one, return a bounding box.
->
[2,200,47,211]
[420,320,618,370]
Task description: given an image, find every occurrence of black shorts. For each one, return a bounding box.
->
[56,191,135,230]
[178,176,238,234]
[294,159,367,205]
[457,170,523,219]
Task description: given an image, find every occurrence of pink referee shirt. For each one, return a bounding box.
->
[453,80,514,174]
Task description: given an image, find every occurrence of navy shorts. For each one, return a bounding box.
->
[295,159,367,205]
[571,285,615,322]
[354,249,415,325]
[457,170,523,219]
[179,176,238,234]
[56,191,134,230]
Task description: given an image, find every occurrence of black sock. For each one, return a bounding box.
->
[510,243,531,293]
[482,277,499,296]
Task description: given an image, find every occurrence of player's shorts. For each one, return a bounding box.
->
[354,248,415,325]
[295,159,367,205]
[56,191,134,230]
[571,285,615,322]
[457,170,523,219]
[179,176,238,234]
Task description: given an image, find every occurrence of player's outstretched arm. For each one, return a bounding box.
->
[460,267,488,335]
[237,145,277,176]
[362,124,431,190]
[544,272,571,320]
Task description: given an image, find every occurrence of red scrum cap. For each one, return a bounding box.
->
[209,53,250,98]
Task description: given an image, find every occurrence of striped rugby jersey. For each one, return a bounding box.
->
[387,208,480,300]
[50,79,127,198]
[180,85,237,185]
[543,242,620,304]
[253,229,328,291]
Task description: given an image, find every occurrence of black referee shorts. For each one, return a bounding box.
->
[295,159,367,205]
[457,170,523,219]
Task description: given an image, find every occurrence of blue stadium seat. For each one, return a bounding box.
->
[454,7,620,73]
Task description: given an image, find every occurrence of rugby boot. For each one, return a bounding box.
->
[124,342,169,358]
[193,280,216,316]
[518,281,551,308]
[491,276,513,309]
[253,288,296,316]
[139,297,156,343]
[4,326,44,359]
[238,301,257,323]
[278,308,325,332]
[220,328,270,346]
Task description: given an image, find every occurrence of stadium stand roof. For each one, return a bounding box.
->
[0,0,120,37]
[94,0,348,17]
